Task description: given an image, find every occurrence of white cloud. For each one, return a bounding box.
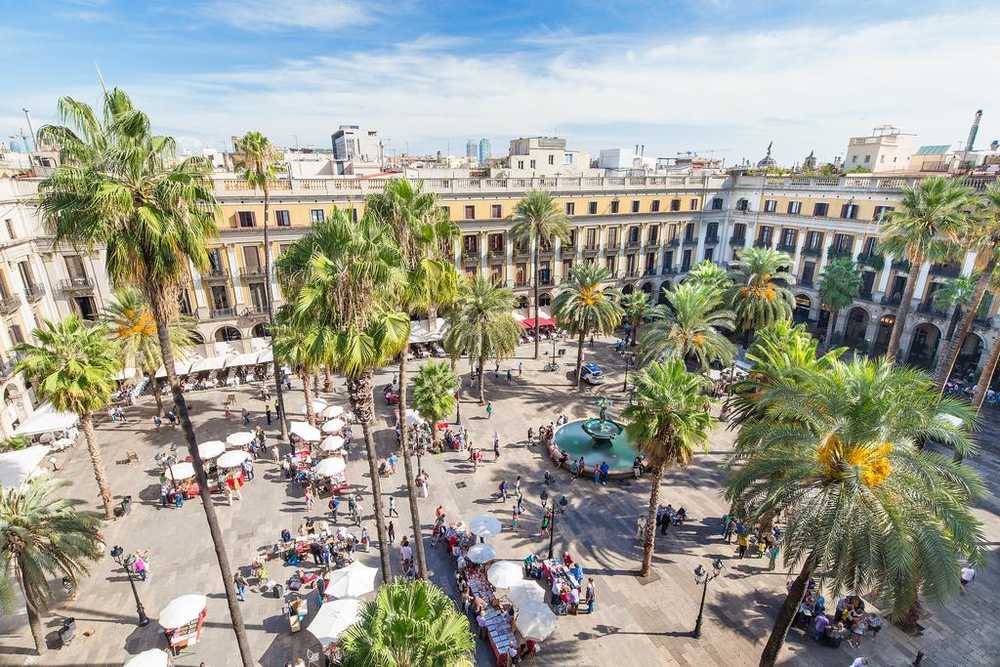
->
[201,0,372,31]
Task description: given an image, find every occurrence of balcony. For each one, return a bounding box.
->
[856,253,886,271]
[626,240,641,250]
[0,295,21,315]
[462,254,480,266]
[209,307,235,319]
[202,268,230,283]
[683,236,697,246]
[661,266,677,276]
[775,242,796,253]
[538,246,554,257]
[753,239,772,249]
[24,283,45,303]
[826,245,853,261]
[560,244,577,255]
[884,293,903,305]
[858,290,875,301]
[704,234,719,245]
[487,247,506,260]
[916,302,949,319]
[799,277,814,288]
[58,276,94,292]
[514,281,529,288]
[644,239,660,250]
[891,259,911,273]
[930,263,961,278]
[643,268,657,277]
[239,266,269,280]
[237,305,267,318]
[582,246,599,256]
[513,246,530,259]
[730,236,746,247]
[801,246,822,257]
[668,238,680,248]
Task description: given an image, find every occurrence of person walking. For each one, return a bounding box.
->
[242,407,250,426]
[736,532,749,558]
[767,543,780,571]
[234,571,247,602]
[960,565,976,593]
[387,520,396,544]
[388,495,398,517]
[485,402,494,419]
[518,361,523,377]
[506,369,512,384]
[540,509,551,537]
[636,515,646,539]
[265,405,272,425]
[329,496,340,523]
[304,486,314,511]
[493,434,501,461]
[512,506,520,530]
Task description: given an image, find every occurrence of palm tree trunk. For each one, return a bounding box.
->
[886,254,921,361]
[478,355,486,404]
[323,367,332,393]
[533,234,540,360]
[575,329,586,388]
[759,557,814,667]
[935,258,995,388]
[639,463,664,577]
[149,294,253,666]
[18,565,44,656]
[262,183,289,442]
[972,333,1000,409]
[301,372,314,423]
[152,376,163,416]
[79,413,113,519]
[397,347,428,579]
[823,309,837,351]
[346,371,392,583]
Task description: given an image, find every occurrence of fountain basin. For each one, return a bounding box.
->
[553,419,641,479]
[580,417,623,446]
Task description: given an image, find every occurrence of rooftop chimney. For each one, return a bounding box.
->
[965,109,983,153]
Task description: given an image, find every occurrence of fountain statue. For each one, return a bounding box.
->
[580,397,623,447]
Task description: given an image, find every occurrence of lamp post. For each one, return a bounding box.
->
[110,545,149,627]
[622,352,635,392]
[692,558,724,638]
[454,390,462,426]
[539,490,569,560]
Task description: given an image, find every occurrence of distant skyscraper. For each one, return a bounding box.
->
[465,140,477,160]
[478,138,491,163]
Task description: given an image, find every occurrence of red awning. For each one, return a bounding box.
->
[521,317,556,329]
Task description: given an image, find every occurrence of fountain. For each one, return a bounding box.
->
[580,399,624,446]
[552,398,640,478]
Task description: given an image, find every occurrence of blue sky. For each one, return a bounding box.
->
[5,0,1000,165]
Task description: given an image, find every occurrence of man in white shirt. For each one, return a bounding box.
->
[961,565,976,592]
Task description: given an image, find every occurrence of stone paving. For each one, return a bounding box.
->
[0,337,998,667]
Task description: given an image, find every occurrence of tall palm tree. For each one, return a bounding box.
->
[103,287,194,417]
[276,211,410,582]
[728,247,794,346]
[235,131,288,440]
[684,260,732,294]
[0,478,102,655]
[14,316,118,519]
[880,176,975,360]
[411,362,458,451]
[623,359,713,576]
[367,179,457,580]
[817,256,861,351]
[638,282,736,369]
[620,291,653,346]
[35,89,254,663]
[725,358,984,666]
[552,264,624,387]
[338,579,475,666]
[442,277,521,404]
[271,314,319,424]
[509,191,571,359]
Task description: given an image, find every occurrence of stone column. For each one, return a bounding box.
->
[875,253,894,302]
[226,245,245,306]
[791,228,807,276]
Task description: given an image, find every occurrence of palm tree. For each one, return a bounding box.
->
[271,315,319,424]
[103,287,194,417]
[338,579,475,666]
[620,291,652,346]
[725,358,984,666]
[0,478,102,655]
[685,260,732,294]
[880,176,975,360]
[442,277,521,404]
[728,247,794,346]
[235,131,288,440]
[638,282,736,369]
[817,257,861,351]
[275,211,410,582]
[509,191,571,359]
[14,317,119,519]
[367,179,457,580]
[623,359,713,576]
[552,264,624,387]
[35,89,253,663]
[411,362,458,451]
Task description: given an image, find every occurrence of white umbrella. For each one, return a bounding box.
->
[469,514,502,539]
[167,462,195,480]
[159,593,207,629]
[324,561,378,599]
[217,450,251,469]
[487,560,524,589]
[321,404,344,419]
[226,431,255,448]
[310,399,328,414]
[314,457,346,477]
[938,413,963,428]
[517,600,557,641]
[308,597,362,647]
[290,421,321,442]
[404,409,425,426]
[508,580,546,608]
[123,649,169,667]
[467,543,497,564]
[320,435,345,452]
[197,440,225,460]
[322,418,346,435]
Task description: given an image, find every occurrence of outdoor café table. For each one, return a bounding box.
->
[482,607,516,665]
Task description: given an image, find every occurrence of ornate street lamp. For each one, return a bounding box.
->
[539,490,569,560]
[110,545,149,627]
[692,557,724,638]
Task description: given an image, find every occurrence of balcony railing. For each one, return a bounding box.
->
[856,253,886,271]
[730,236,746,247]
[916,303,949,319]
[858,290,875,301]
[775,242,796,253]
[626,240,641,249]
[202,268,230,282]
[0,295,21,315]
[799,277,814,288]
[884,293,903,305]
[487,247,505,259]
[801,246,822,257]
[582,246,600,255]
[704,234,719,245]
[826,245,853,261]
[209,307,235,319]
[239,266,269,280]
[891,259,911,272]
[58,276,94,291]
[668,238,680,248]
[930,263,961,278]
[753,239,772,248]
[24,283,45,302]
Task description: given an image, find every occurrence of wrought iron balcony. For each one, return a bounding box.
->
[239,266,269,280]
[930,263,961,278]
[801,246,822,257]
[209,307,235,319]
[0,295,21,315]
[202,268,230,283]
[856,253,886,271]
[24,283,45,303]
[730,236,746,247]
[704,234,719,245]
[58,276,94,292]
[668,238,680,248]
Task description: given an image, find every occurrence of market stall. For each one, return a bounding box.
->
[319,436,344,453]
[487,561,524,589]
[321,404,344,420]
[322,418,346,435]
[166,462,198,498]
[467,543,497,564]
[470,514,502,540]
[307,597,362,651]
[226,431,255,449]
[123,648,170,667]
[324,561,378,599]
[216,449,251,470]
[196,441,224,461]
[290,421,321,443]
[158,594,207,655]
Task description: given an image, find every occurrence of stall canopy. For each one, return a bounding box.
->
[314,457,346,477]
[13,403,78,437]
[324,561,378,599]
[225,351,260,368]
[308,597,361,647]
[155,359,195,378]
[123,648,170,667]
[520,317,555,329]
[114,367,137,381]
[0,445,50,488]
[409,317,447,344]
[159,594,207,630]
[257,349,274,364]
[189,356,227,374]
[217,450,251,469]
[290,421,321,442]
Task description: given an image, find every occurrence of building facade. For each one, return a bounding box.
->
[1,170,999,438]
[478,138,491,164]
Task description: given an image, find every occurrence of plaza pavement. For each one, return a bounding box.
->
[0,336,998,667]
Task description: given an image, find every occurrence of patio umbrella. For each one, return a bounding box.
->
[290,421,321,442]
[322,418,346,435]
[123,649,169,667]
[310,399,328,414]
[197,440,224,460]
[487,560,524,589]
[217,450,251,469]
[320,435,345,452]
[307,597,362,647]
[321,404,344,419]
[938,413,963,428]
[159,593,207,630]
[469,514,502,539]
[516,600,557,641]
[314,457,346,477]
[226,431,255,448]
[466,543,497,564]
[404,409,425,426]
[167,462,195,481]
[507,580,546,608]
[324,561,378,599]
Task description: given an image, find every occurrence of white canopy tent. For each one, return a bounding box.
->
[155,359,196,379]
[469,514,502,539]
[409,317,447,344]
[322,418,346,435]
[197,441,225,460]
[226,432,255,448]
[123,649,170,667]
[13,403,78,437]
[507,580,546,607]
[314,457,346,477]
[290,421,321,442]
[487,560,523,588]
[158,593,207,630]
[114,367,137,381]
[257,349,274,364]
[516,600,557,641]
[0,445,50,488]
[320,436,345,452]
[307,597,362,647]
[321,404,344,419]
[467,543,497,564]
[225,351,260,368]
[217,450,251,469]
[323,561,378,599]
[167,462,196,480]
[189,356,227,374]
